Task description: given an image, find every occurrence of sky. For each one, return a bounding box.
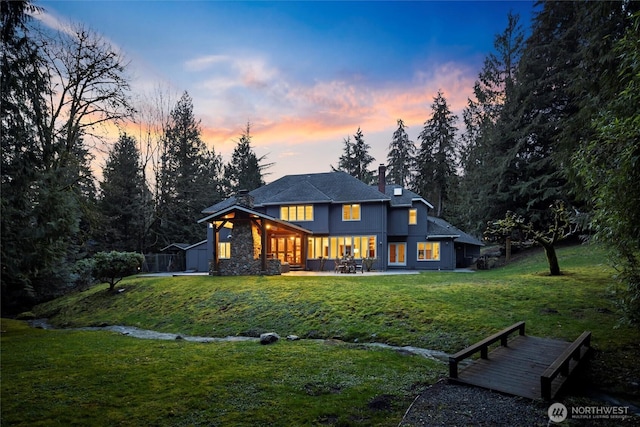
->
[36,0,536,182]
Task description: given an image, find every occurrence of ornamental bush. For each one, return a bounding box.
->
[92,251,144,291]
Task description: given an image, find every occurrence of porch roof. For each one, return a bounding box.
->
[197,204,313,235]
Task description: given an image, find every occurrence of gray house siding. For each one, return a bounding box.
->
[200,171,482,273]
[185,241,209,272]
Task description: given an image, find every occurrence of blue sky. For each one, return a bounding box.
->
[37,1,535,181]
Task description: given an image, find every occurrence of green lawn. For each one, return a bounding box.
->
[2,244,638,426]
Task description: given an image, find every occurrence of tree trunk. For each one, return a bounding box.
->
[537,238,561,276]
[505,237,512,263]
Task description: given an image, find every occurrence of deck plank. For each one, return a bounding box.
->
[453,335,571,400]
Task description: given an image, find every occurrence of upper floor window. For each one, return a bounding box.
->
[342,204,361,221]
[409,208,417,225]
[417,242,440,261]
[281,205,313,221]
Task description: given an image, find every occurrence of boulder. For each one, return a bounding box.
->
[260,332,280,345]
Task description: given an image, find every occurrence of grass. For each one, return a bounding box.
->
[1,319,441,426]
[2,243,639,426]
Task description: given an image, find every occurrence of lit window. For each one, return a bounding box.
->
[417,242,440,261]
[342,204,361,221]
[218,242,231,259]
[307,237,329,259]
[409,209,417,225]
[281,205,313,221]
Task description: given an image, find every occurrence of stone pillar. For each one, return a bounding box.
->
[236,190,254,208]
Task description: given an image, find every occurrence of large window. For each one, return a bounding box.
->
[342,204,361,221]
[307,237,329,259]
[281,205,313,221]
[417,242,440,261]
[409,209,417,225]
[308,235,376,259]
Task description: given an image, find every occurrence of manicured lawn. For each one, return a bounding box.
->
[2,244,638,425]
[1,319,442,426]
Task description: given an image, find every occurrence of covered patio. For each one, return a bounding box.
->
[198,203,312,276]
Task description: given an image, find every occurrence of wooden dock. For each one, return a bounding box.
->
[449,322,591,400]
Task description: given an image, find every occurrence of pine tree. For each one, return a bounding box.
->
[99,133,148,252]
[333,127,376,184]
[156,92,217,246]
[1,1,128,309]
[223,122,271,195]
[414,91,458,218]
[386,119,415,187]
[457,12,525,233]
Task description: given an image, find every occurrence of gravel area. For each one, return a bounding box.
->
[399,380,640,426]
[398,380,551,427]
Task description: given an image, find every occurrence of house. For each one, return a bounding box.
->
[198,165,483,275]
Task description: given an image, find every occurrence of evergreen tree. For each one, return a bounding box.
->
[99,133,148,252]
[2,1,129,309]
[414,91,458,218]
[458,12,524,233]
[386,119,415,187]
[223,122,270,194]
[574,10,640,323]
[333,127,376,184]
[156,92,217,246]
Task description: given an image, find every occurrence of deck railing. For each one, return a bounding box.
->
[540,331,591,400]
[448,321,526,379]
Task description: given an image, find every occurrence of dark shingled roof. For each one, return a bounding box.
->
[427,216,484,246]
[203,171,389,213]
[380,183,434,208]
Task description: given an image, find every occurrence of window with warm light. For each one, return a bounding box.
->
[218,242,231,259]
[280,205,313,221]
[326,235,375,258]
[417,242,440,261]
[342,204,361,221]
[409,208,417,225]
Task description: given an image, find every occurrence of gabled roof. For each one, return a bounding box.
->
[198,204,313,234]
[203,171,389,213]
[160,243,190,251]
[427,216,484,246]
[381,184,434,209]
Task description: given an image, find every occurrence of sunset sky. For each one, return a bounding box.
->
[37,1,536,182]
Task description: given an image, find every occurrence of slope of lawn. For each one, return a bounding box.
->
[2,243,638,426]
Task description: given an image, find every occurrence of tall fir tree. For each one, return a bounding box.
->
[1,1,129,309]
[457,12,525,233]
[386,119,415,187]
[414,91,458,218]
[333,127,375,184]
[156,92,218,246]
[99,133,149,252]
[223,122,270,195]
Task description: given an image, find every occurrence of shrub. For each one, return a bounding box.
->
[92,251,144,292]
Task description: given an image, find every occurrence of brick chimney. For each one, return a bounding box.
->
[378,164,386,194]
[236,189,254,208]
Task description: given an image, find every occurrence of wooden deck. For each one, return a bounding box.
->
[449,322,591,400]
[453,335,570,399]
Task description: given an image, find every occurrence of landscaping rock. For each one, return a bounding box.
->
[260,332,280,345]
[286,335,300,341]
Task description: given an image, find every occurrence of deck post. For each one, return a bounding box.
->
[449,358,458,378]
[541,377,552,400]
